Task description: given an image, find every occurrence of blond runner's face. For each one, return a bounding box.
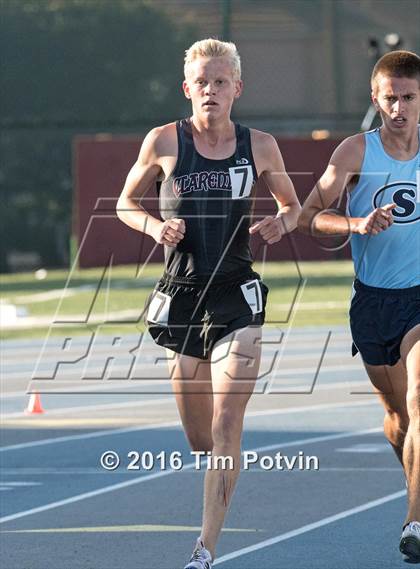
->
[372,74,420,133]
[183,56,242,122]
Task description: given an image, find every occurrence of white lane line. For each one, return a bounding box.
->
[0,399,378,453]
[0,328,352,352]
[245,399,377,420]
[218,467,401,474]
[1,466,401,476]
[0,468,182,524]
[7,287,93,304]
[243,427,382,455]
[269,379,371,393]
[2,366,366,402]
[1,397,175,419]
[0,482,42,487]
[1,375,367,400]
[1,334,352,357]
[213,489,406,565]
[1,330,352,357]
[0,425,383,525]
[2,355,359,383]
[0,421,180,453]
[2,341,353,363]
[0,376,372,413]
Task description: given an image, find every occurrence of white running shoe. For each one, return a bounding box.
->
[400,521,420,563]
[183,538,212,569]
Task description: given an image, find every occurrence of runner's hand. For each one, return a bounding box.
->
[152,218,185,247]
[249,216,284,244]
[356,203,396,235]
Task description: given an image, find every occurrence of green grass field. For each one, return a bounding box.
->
[1,261,355,340]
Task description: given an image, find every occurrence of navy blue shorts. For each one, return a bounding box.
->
[145,270,268,360]
[350,279,420,366]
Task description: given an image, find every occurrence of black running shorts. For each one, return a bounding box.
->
[145,270,269,359]
[350,279,420,366]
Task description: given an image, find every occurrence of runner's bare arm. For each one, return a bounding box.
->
[298,135,395,236]
[116,125,185,247]
[249,131,301,244]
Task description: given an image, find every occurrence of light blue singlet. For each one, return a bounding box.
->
[347,126,420,288]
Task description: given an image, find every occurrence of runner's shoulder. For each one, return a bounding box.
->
[250,129,283,170]
[250,129,278,152]
[330,132,365,172]
[142,122,177,159]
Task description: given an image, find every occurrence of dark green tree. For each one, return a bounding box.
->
[0,0,194,271]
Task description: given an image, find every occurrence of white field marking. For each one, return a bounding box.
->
[2,524,259,534]
[3,354,360,393]
[1,362,363,388]
[5,278,159,305]
[216,467,401,474]
[0,482,42,487]
[0,425,383,525]
[1,327,352,351]
[1,348,356,375]
[0,468,134,475]
[336,443,391,453]
[8,287,93,304]
[266,379,371,393]
[1,333,353,359]
[0,397,175,419]
[0,464,187,525]
[0,420,181,453]
[265,363,362,376]
[3,350,354,370]
[1,377,371,407]
[0,466,401,476]
[242,426,382,456]
[213,490,406,566]
[0,399,378,453]
[2,348,354,369]
[1,372,368,401]
[3,337,351,378]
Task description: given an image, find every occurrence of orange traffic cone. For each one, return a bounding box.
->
[25,392,45,414]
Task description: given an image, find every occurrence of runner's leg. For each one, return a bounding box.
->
[364,360,409,467]
[168,351,214,453]
[200,326,261,560]
[400,325,420,524]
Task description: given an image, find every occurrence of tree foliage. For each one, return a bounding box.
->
[0,0,194,271]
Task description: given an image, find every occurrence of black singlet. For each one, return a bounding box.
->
[158,117,259,282]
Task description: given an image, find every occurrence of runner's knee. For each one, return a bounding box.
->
[212,408,243,448]
[186,431,213,453]
[384,410,409,441]
[406,381,420,423]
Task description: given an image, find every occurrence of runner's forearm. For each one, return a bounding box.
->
[276,203,301,234]
[299,211,362,236]
[116,198,161,237]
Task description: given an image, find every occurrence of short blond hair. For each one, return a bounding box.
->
[184,38,241,80]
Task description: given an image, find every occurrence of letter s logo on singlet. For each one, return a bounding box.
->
[372,178,420,224]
